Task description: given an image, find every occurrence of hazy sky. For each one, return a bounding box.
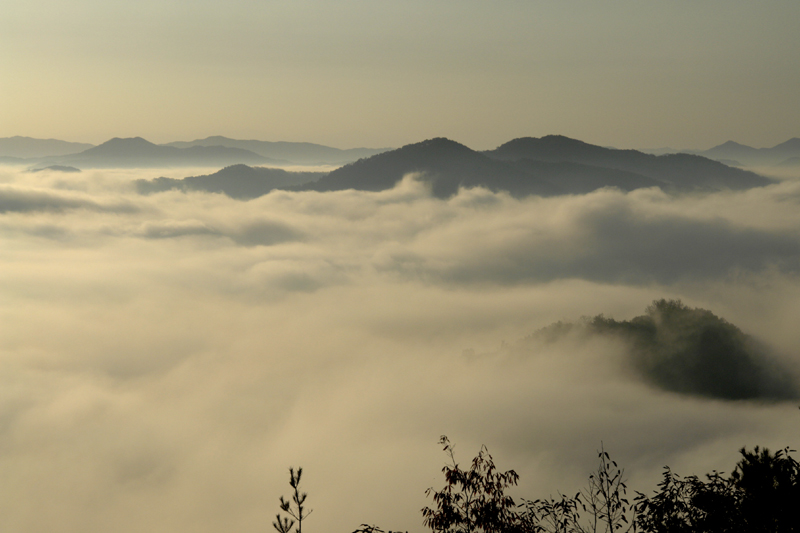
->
[2,0,799,149]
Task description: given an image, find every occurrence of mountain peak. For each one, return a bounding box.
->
[403,137,471,152]
[98,137,157,147]
[81,137,163,158]
[715,140,751,149]
[771,137,800,151]
[489,135,614,162]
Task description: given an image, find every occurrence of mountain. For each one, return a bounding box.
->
[43,137,276,168]
[507,159,666,194]
[138,135,777,201]
[163,136,391,165]
[770,137,800,159]
[698,138,800,166]
[0,136,94,158]
[700,140,761,165]
[486,135,771,191]
[298,138,566,198]
[136,164,325,199]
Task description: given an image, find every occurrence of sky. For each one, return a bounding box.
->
[1,0,799,150]
[1,164,800,532]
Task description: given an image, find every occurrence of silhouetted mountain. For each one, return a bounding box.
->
[44,137,275,168]
[136,164,325,199]
[771,137,800,158]
[699,137,800,166]
[164,136,391,165]
[508,159,666,194]
[299,138,564,198]
[486,135,771,191]
[0,136,94,158]
[701,140,761,165]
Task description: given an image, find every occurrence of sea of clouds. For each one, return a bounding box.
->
[1,164,799,532]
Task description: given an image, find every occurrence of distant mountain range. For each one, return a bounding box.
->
[299,136,770,198]
[137,135,773,200]
[3,134,797,170]
[163,136,391,165]
[136,164,324,199]
[38,137,276,168]
[484,136,770,192]
[0,136,390,168]
[644,138,800,167]
[300,138,564,197]
[0,136,94,158]
[700,138,800,166]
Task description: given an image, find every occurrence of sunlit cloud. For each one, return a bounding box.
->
[0,166,798,533]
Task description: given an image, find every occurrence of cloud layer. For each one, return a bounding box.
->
[1,166,799,533]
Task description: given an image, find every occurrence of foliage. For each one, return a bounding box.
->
[732,446,800,533]
[589,299,799,401]
[518,493,583,533]
[423,439,799,533]
[273,467,312,533]
[352,524,408,533]
[282,438,799,533]
[421,438,634,533]
[422,436,521,533]
[519,446,634,533]
[634,446,800,533]
[633,468,739,533]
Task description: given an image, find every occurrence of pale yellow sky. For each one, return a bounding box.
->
[1,0,798,150]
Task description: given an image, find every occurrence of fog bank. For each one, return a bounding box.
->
[1,166,799,533]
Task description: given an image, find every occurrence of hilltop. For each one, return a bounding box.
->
[40,137,274,168]
[294,135,770,198]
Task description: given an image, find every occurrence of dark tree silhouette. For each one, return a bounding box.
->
[273,467,312,533]
[295,436,799,533]
[422,436,521,533]
[422,438,633,533]
[634,446,800,533]
[519,446,634,533]
[731,446,799,533]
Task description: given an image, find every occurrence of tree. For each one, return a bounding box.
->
[520,445,634,533]
[273,467,312,533]
[732,446,799,533]
[422,436,521,533]
[633,467,740,533]
[634,446,800,533]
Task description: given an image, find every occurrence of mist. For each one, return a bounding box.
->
[1,165,799,533]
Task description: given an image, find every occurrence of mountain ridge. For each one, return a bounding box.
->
[163,136,391,165]
[298,137,564,198]
[647,137,800,167]
[136,164,324,199]
[0,136,95,158]
[41,137,275,168]
[485,135,770,191]
[134,134,775,200]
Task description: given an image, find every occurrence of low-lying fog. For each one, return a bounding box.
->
[1,165,799,533]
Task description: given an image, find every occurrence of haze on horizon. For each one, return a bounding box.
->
[2,0,799,150]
